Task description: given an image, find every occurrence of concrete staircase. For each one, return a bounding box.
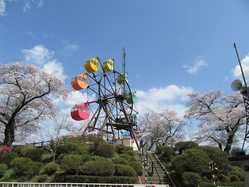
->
[137,151,176,186]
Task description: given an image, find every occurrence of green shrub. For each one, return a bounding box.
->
[129,161,143,176]
[175,141,198,154]
[40,162,60,175]
[94,143,115,157]
[19,145,45,161]
[31,175,49,182]
[0,164,8,178]
[119,153,136,162]
[0,169,15,182]
[200,146,229,173]
[216,182,244,187]
[172,148,209,175]
[199,182,216,187]
[0,152,17,166]
[115,164,136,176]
[11,157,41,177]
[81,159,114,176]
[53,174,137,183]
[182,172,201,187]
[157,145,175,162]
[56,142,88,156]
[41,153,53,163]
[61,154,84,174]
[112,156,129,165]
[230,174,240,182]
[115,144,133,155]
[230,166,245,181]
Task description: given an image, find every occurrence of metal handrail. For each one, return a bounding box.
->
[152,154,178,187]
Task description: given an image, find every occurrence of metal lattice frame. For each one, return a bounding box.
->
[78,56,139,149]
[234,43,249,151]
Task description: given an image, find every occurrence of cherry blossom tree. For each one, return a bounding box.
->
[0,63,66,145]
[185,91,245,153]
[140,110,184,150]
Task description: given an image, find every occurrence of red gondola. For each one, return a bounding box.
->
[71,103,90,121]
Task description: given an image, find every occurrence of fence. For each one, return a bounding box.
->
[0,183,169,187]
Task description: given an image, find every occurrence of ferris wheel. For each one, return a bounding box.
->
[70,52,139,148]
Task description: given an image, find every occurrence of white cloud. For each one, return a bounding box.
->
[22,45,66,82]
[22,45,52,65]
[23,0,44,12]
[183,58,208,74]
[233,54,249,81]
[135,85,193,118]
[0,0,6,16]
[42,60,66,82]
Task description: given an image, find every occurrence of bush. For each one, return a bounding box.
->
[182,172,201,187]
[230,174,240,182]
[0,164,8,178]
[230,166,245,181]
[19,145,45,161]
[81,159,114,176]
[199,182,216,187]
[31,175,49,182]
[112,156,129,165]
[0,169,15,182]
[200,146,229,173]
[61,154,84,174]
[157,145,175,162]
[175,141,198,154]
[56,142,88,156]
[115,164,136,176]
[115,144,133,155]
[172,148,209,175]
[11,157,41,177]
[40,162,60,175]
[129,161,143,176]
[0,152,17,166]
[94,143,115,157]
[53,174,137,183]
[41,153,53,163]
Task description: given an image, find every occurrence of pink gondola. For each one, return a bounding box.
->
[71,103,90,121]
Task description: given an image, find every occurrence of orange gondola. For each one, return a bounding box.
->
[71,73,88,90]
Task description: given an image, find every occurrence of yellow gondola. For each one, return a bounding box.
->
[84,57,99,73]
[103,59,114,72]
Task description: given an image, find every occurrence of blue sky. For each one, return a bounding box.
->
[1,0,249,118]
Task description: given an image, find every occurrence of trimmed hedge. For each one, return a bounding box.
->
[0,152,17,166]
[18,145,45,162]
[115,164,136,176]
[81,160,114,176]
[94,143,115,157]
[40,162,61,175]
[53,174,138,183]
[182,172,201,187]
[10,157,41,177]
[61,154,84,174]
[0,164,8,178]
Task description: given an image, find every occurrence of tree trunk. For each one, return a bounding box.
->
[224,133,234,153]
[3,119,15,146]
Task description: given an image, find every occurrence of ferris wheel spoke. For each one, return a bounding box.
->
[104,74,115,93]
